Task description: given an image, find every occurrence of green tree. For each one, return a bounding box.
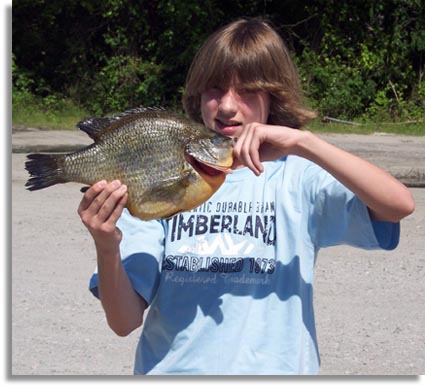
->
[12,0,425,120]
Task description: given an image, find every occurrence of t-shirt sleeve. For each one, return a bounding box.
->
[303,163,400,250]
[89,209,165,304]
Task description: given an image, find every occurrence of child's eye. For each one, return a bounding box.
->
[237,88,254,95]
[211,86,224,92]
[205,87,225,98]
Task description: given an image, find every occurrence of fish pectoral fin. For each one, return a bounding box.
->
[132,173,193,220]
[141,174,191,203]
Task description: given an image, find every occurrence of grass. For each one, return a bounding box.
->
[12,106,90,131]
[12,95,90,131]
[12,96,425,135]
[305,119,425,136]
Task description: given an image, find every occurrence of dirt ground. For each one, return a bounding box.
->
[11,150,425,376]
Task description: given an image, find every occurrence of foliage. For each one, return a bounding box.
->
[12,0,425,125]
[295,0,424,120]
[12,54,89,130]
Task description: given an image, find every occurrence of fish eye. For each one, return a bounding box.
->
[210,136,223,145]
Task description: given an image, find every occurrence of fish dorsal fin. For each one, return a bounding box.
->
[77,106,167,141]
[77,117,116,140]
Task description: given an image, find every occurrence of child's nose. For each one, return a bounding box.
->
[219,88,238,114]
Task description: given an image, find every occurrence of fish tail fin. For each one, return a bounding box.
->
[25,153,67,191]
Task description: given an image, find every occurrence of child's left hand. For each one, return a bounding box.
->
[232,122,414,222]
[232,122,306,175]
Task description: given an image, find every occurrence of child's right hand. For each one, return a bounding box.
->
[77,180,128,252]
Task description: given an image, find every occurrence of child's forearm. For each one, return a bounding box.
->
[295,131,415,222]
[78,180,147,336]
[96,243,147,337]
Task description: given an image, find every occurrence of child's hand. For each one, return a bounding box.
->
[232,122,306,175]
[77,180,128,251]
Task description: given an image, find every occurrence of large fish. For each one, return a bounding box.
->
[25,107,233,220]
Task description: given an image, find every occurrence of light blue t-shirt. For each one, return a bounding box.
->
[89,156,400,375]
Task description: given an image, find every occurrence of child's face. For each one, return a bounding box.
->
[200,85,270,138]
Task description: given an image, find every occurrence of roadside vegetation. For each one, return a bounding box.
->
[12,91,425,135]
[12,0,424,135]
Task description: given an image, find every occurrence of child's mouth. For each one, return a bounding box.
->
[215,119,242,136]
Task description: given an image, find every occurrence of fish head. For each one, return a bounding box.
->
[185,131,233,184]
[174,131,232,216]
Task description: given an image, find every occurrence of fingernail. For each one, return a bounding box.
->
[97,180,106,188]
[111,180,120,188]
[119,184,127,192]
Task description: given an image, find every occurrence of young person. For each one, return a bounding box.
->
[80,18,415,375]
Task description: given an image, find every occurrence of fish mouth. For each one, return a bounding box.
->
[185,153,233,178]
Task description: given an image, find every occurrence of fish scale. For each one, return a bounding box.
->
[25,107,233,220]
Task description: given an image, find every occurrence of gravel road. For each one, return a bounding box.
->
[11,136,425,375]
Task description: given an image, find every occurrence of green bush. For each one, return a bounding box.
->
[298,50,377,119]
[84,55,165,115]
[12,0,425,125]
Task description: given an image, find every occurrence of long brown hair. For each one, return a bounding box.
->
[183,17,316,128]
